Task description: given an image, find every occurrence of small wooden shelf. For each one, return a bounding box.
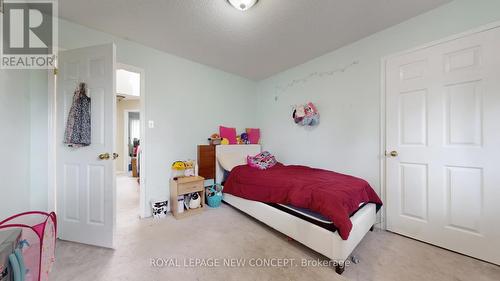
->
[170,176,205,219]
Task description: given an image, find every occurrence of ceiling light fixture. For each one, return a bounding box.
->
[227,0,258,11]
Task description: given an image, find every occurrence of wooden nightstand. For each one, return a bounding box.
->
[170,176,205,219]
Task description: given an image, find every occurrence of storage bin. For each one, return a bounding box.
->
[206,184,224,208]
[0,212,57,281]
[150,198,169,219]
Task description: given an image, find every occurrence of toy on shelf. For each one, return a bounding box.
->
[171,161,186,178]
[186,192,201,209]
[171,160,198,178]
[236,132,251,144]
[240,133,250,144]
[208,130,256,145]
[184,160,195,177]
[208,133,222,145]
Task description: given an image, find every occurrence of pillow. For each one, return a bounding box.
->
[219,126,237,144]
[247,151,277,170]
[218,152,246,171]
[246,128,261,144]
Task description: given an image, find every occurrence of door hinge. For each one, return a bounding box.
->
[53,68,58,75]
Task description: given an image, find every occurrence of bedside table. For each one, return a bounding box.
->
[170,176,205,219]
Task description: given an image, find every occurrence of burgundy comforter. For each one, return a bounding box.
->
[224,164,383,240]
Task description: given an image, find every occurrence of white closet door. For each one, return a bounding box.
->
[386,27,500,265]
[56,44,116,248]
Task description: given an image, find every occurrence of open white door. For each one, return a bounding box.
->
[56,44,116,248]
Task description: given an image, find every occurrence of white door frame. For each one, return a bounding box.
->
[47,60,148,219]
[47,68,57,214]
[122,109,140,174]
[380,20,500,230]
[116,63,147,218]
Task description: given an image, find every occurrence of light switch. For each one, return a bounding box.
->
[148,120,155,128]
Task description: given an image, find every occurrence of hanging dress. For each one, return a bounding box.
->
[64,83,91,147]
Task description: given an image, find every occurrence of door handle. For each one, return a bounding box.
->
[112,153,119,160]
[98,153,110,160]
[386,150,398,157]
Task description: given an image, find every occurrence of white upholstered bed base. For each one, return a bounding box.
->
[216,145,376,263]
[223,194,376,261]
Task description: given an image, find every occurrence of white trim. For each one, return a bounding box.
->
[47,69,56,213]
[116,63,147,218]
[379,56,387,230]
[382,20,500,61]
[47,47,66,214]
[379,20,500,230]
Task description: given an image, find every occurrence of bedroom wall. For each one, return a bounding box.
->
[0,69,48,219]
[29,70,50,211]
[5,0,500,220]
[26,19,257,217]
[255,0,500,198]
[0,70,32,219]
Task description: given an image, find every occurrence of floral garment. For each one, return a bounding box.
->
[64,83,91,147]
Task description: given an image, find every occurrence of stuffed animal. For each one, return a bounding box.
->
[208,133,222,145]
[295,104,306,118]
[221,138,230,145]
[293,102,320,126]
[171,161,186,178]
[184,160,195,177]
[172,161,186,170]
[188,193,201,209]
[240,133,250,144]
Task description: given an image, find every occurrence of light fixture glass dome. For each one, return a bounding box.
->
[227,0,259,11]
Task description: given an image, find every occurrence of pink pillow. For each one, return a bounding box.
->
[246,128,260,144]
[247,151,277,170]
[219,126,237,144]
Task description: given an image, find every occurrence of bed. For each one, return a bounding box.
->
[215,145,379,274]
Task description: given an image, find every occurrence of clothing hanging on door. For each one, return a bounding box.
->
[64,82,91,147]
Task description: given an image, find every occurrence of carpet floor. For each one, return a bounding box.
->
[50,175,500,281]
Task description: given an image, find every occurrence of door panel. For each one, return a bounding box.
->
[445,81,482,146]
[445,166,483,234]
[386,27,500,265]
[400,89,427,146]
[56,44,116,248]
[400,163,428,222]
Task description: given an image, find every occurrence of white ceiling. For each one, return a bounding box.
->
[59,0,451,80]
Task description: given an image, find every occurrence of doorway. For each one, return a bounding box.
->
[115,65,146,222]
[53,45,148,248]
